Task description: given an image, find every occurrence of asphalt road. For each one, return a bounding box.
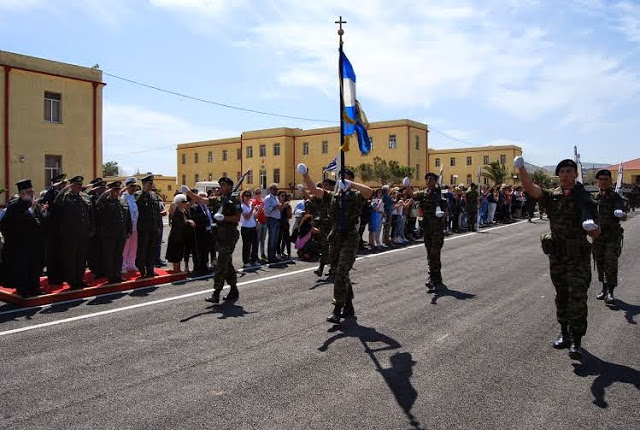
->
[1,214,639,429]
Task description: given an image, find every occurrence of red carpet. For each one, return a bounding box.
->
[0,269,187,307]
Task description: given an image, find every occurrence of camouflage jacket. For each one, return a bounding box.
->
[324,189,365,236]
[539,185,597,243]
[416,187,447,223]
[595,188,624,233]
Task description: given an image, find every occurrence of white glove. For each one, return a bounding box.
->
[513,156,524,169]
[614,209,625,218]
[403,177,410,186]
[214,213,224,222]
[435,208,445,218]
[297,184,304,192]
[180,185,190,193]
[338,179,351,192]
[297,163,308,175]
[582,219,598,231]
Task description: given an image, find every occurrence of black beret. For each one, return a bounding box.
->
[343,169,355,180]
[425,172,438,180]
[595,169,612,179]
[16,179,33,191]
[69,176,84,184]
[218,176,234,187]
[555,159,578,175]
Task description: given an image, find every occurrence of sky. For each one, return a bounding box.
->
[1,0,639,176]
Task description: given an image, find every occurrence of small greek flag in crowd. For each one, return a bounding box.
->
[341,50,371,155]
[324,155,339,172]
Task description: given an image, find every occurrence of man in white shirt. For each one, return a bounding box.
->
[121,177,139,273]
[263,183,282,263]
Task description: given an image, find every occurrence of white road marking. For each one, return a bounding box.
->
[437,334,450,341]
[0,220,525,337]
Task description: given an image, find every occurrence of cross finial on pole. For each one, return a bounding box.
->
[335,15,346,37]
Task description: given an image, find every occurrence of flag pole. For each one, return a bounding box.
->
[336,16,347,232]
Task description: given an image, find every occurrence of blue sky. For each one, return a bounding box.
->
[1,0,639,175]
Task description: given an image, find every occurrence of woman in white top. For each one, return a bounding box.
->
[240,189,260,268]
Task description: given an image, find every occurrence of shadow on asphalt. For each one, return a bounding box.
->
[318,319,424,430]
[179,300,256,322]
[429,283,476,305]
[605,299,639,325]
[572,349,640,408]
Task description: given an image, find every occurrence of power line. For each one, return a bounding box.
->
[428,127,475,146]
[102,71,336,124]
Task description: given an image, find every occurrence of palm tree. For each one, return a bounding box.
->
[483,161,509,186]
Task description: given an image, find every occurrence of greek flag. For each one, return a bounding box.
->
[324,155,339,172]
[341,51,371,155]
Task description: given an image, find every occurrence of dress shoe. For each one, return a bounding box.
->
[327,304,342,324]
[553,332,571,349]
[108,277,125,284]
[604,290,615,304]
[596,283,607,300]
[568,336,583,360]
[205,291,220,304]
[223,287,239,301]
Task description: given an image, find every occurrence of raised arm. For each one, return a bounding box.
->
[514,156,542,200]
[298,163,324,198]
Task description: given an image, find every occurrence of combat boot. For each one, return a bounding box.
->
[341,301,355,319]
[314,263,325,278]
[327,304,342,324]
[553,324,571,349]
[596,283,607,300]
[604,285,615,304]
[224,286,239,301]
[205,290,220,304]
[568,335,583,360]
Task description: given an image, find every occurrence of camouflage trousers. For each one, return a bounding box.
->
[319,222,331,265]
[213,229,239,292]
[593,230,622,286]
[423,220,444,284]
[549,254,591,337]
[329,231,359,305]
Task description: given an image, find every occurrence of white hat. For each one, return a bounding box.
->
[172,194,187,204]
[125,177,137,186]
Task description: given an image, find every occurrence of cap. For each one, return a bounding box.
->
[555,159,578,175]
[95,180,107,188]
[52,173,66,184]
[125,177,137,186]
[141,175,154,183]
[343,169,355,180]
[107,181,122,189]
[219,176,234,187]
[595,169,612,179]
[16,179,33,191]
[89,177,103,185]
[425,172,438,181]
[69,176,84,184]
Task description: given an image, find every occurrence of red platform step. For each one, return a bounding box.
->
[0,269,187,308]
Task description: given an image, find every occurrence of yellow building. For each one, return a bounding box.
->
[177,119,429,190]
[427,145,523,187]
[0,50,104,205]
[603,158,640,186]
[104,174,177,203]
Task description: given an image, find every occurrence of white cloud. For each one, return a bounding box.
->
[103,103,238,175]
[616,1,640,42]
[149,0,246,15]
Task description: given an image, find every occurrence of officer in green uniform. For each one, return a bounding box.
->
[466,183,479,232]
[135,175,162,278]
[96,181,132,284]
[515,156,600,360]
[298,163,373,323]
[405,173,448,290]
[593,169,627,304]
[186,177,241,303]
[55,176,95,290]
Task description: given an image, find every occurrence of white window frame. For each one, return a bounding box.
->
[44,91,61,123]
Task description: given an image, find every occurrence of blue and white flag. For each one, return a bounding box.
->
[324,155,339,172]
[341,50,371,155]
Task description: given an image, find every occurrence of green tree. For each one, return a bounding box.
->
[352,162,376,183]
[388,160,415,184]
[531,169,554,188]
[352,156,414,186]
[482,161,509,186]
[103,160,120,177]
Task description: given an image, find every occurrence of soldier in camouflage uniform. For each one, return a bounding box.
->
[311,178,336,278]
[187,177,241,304]
[516,157,600,360]
[405,173,448,290]
[299,164,373,323]
[593,169,627,304]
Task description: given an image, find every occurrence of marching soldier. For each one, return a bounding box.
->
[593,169,627,304]
[515,156,600,360]
[184,177,241,303]
[299,164,373,323]
[42,173,67,285]
[405,173,448,290]
[0,179,46,297]
[55,176,95,290]
[96,181,132,283]
[312,178,336,278]
[135,175,162,278]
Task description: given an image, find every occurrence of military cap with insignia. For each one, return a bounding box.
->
[425,172,438,181]
[107,181,122,189]
[595,169,612,179]
[89,177,103,185]
[218,176,234,186]
[52,173,66,184]
[16,179,33,191]
[69,175,84,184]
[141,175,154,183]
[555,159,578,175]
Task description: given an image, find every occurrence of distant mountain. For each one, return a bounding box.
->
[525,162,554,174]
